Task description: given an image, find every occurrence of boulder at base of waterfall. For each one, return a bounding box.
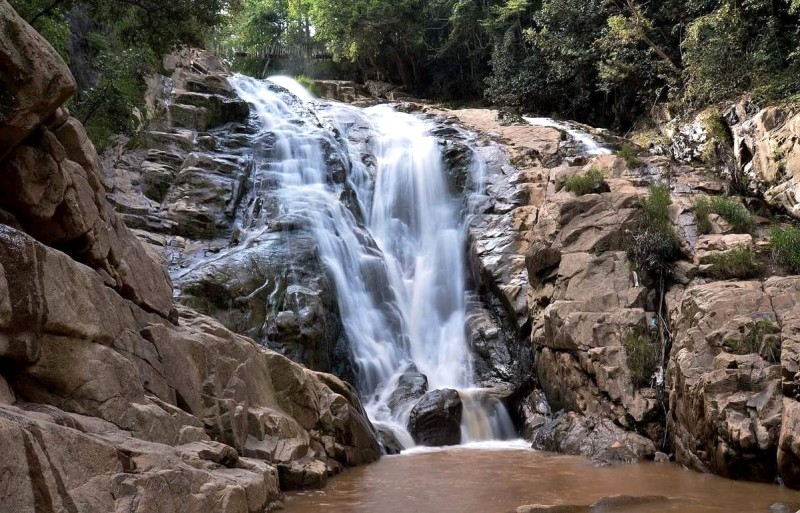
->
[407,389,463,446]
[532,412,656,466]
[387,370,429,414]
[520,389,552,440]
[374,423,404,455]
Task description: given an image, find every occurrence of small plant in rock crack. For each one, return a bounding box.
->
[771,225,800,274]
[564,167,607,196]
[694,196,755,234]
[619,143,643,168]
[627,185,681,275]
[724,319,781,363]
[623,329,660,388]
[704,247,764,280]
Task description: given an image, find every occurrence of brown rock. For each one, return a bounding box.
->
[0,0,76,161]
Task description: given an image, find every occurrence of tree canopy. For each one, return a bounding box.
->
[13,0,800,137]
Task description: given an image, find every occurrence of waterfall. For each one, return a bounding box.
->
[229,75,514,448]
[523,117,611,155]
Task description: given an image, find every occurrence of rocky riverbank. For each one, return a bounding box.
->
[5,0,800,509]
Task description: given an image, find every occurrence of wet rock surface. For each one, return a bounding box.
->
[407,389,463,446]
[532,412,656,466]
[105,49,356,382]
[427,100,800,486]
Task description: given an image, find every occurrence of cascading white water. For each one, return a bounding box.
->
[230,75,514,448]
[523,116,612,155]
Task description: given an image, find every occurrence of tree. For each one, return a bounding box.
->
[9,0,225,147]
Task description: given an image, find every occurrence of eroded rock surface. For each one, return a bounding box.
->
[0,5,379,511]
[407,389,463,446]
[105,49,355,382]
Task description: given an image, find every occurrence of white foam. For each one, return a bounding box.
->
[398,439,532,456]
[523,116,612,156]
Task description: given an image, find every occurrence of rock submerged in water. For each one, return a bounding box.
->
[407,388,463,446]
[374,423,404,455]
[532,412,656,466]
[516,494,671,513]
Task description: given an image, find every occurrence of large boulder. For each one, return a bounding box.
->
[730,106,800,218]
[666,278,800,481]
[0,5,380,511]
[0,0,76,161]
[532,411,656,466]
[0,5,173,317]
[387,369,428,414]
[407,389,463,446]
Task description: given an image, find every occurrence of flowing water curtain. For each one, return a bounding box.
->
[229,75,514,446]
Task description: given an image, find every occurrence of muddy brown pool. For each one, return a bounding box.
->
[283,443,800,513]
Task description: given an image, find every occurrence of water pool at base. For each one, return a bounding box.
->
[283,445,800,513]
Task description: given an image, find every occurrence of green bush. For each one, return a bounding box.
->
[694,198,713,234]
[623,330,659,387]
[564,168,606,196]
[724,320,781,363]
[627,185,681,274]
[694,196,755,234]
[705,247,763,280]
[295,75,321,96]
[771,225,800,274]
[619,143,643,168]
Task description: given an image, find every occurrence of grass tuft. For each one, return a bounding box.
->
[694,196,755,234]
[564,167,606,196]
[771,225,800,274]
[627,185,681,274]
[623,330,660,387]
[705,247,763,279]
[724,320,781,363]
[619,143,643,168]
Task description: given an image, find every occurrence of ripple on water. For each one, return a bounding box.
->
[283,448,800,513]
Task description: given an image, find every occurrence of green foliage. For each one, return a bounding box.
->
[16,0,800,135]
[704,111,733,146]
[694,196,755,235]
[619,144,643,168]
[705,247,764,280]
[694,197,713,234]
[10,0,223,149]
[682,5,747,107]
[295,75,320,96]
[724,320,781,364]
[564,168,606,196]
[623,329,659,388]
[639,184,672,231]
[771,225,800,274]
[627,185,681,274]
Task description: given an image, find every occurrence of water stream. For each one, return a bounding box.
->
[282,446,800,513]
[224,77,800,512]
[229,75,513,447]
[524,116,612,155]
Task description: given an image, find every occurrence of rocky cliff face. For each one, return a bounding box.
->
[104,50,355,384]
[0,4,379,512]
[420,104,800,484]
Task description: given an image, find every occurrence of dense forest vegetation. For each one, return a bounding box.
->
[13,0,800,142]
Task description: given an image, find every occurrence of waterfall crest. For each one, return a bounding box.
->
[230,75,514,447]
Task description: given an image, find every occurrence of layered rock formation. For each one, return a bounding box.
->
[105,50,354,384]
[428,108,667,461]
[424,103,800,483]
[0,4,379,512]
